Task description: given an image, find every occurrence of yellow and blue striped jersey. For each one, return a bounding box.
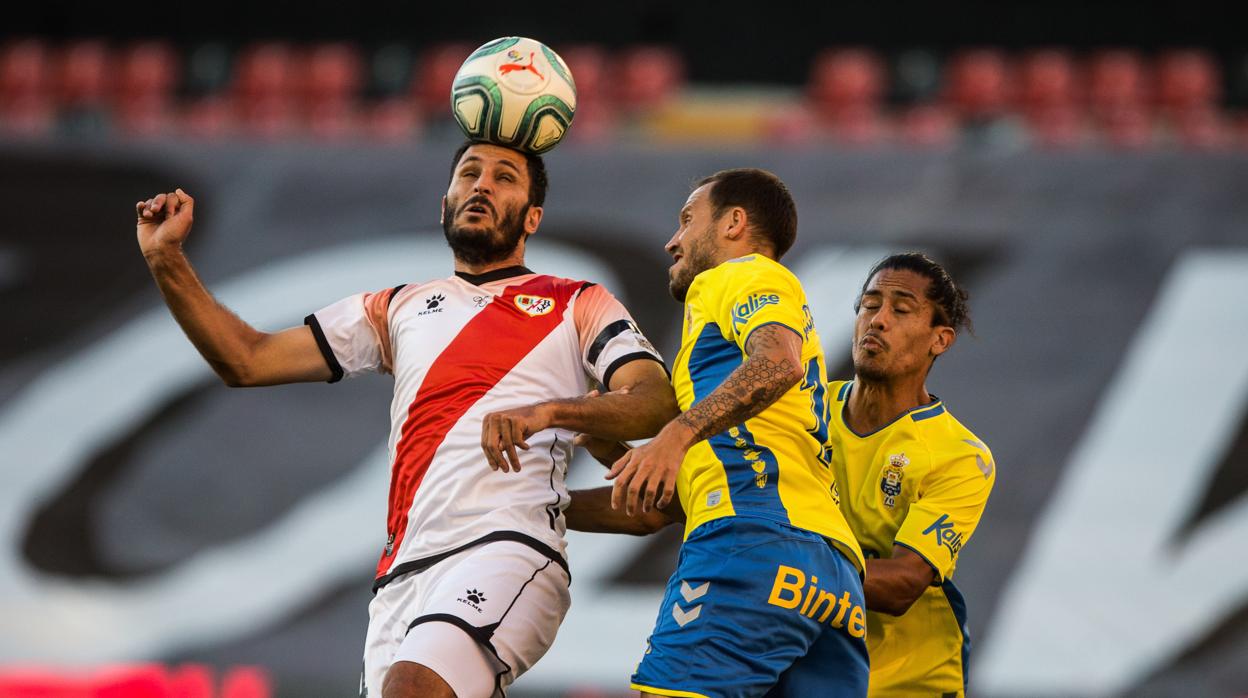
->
[828,379,996,698]
[671,254,864,573]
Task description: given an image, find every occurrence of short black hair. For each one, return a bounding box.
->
[449,140,548,208]
[859,252,972,335]
[696,168,798,259]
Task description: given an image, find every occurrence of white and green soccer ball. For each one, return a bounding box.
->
[450,37,577,154]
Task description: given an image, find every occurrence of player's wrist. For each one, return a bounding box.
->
[141,241,186,266]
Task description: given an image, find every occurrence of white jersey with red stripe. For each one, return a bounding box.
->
[306,266,663,590]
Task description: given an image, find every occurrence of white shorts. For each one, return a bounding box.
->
[362,540,571,698]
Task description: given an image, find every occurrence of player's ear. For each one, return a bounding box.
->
[930,325,955,358]
[440,196,448,225]
[722,206,748,241]
[524,205,543,234]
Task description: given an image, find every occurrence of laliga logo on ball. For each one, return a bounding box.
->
[450,37,578,154]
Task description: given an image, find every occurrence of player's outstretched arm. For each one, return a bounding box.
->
[137,190,332,387]
[607,323,805,516]
[480,360,677,472]
[863,546,937,616]
[565,487,678,535]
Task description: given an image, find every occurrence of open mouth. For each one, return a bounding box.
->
[462,199,493,217]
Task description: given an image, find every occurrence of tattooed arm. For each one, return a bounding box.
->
[606,323,805,516]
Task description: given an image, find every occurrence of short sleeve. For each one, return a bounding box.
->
[718,261,808,352]
[574,284,666,388]
[893,447,996,583]
[305,287,397,382]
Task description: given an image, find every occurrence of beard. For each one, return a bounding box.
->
[442,196,529,267]
[668,225,718,302]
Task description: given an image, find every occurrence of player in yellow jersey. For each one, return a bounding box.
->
[830,252,995,698]
[562,169,869,697]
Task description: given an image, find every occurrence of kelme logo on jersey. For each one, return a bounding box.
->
[457,587,488,613]
[732,293,780,328]
[924,513,965,555]
[881,452,908,508]
[514,294,555,317]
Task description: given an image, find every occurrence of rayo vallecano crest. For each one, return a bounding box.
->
[514,294,554,317]
[881,452,909,508]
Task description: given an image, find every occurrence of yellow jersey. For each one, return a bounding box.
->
[828,379,996,697]
[671,254,864,573]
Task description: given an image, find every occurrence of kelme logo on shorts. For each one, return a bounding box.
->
[767,565,866,638]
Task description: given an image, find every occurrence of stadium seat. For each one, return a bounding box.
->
[615,45,685,111]
[368,43,413,98]
[822,103,886,145]
[117,41,179,101]
[945,48,1012,119]
[1156,49,1221,112]
[1097,104,1153,148]
[1018,48,1081,110]
[232,42,299,138]
[1026,104,1087,148]
[411,42,476,115]
[115,93,174,137]
[1,38,52,100]
[0,93,54,137]
[897,104,956,147]
[57,40,113,109]
[807,48,885,117]
[890,49,942,105]
[304,42,363,102]
[554,45,608,105]
[1088,49,1151,116]
[180,95,234,139]
[306,96,359,140]
[167,664,214,698]
[218,666,270,698]
[1170,105,1230,149]
[365,97,421,141]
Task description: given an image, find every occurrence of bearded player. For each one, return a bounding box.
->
[135,141,677,698]
[506,169,870,697]
[569,252,994,697]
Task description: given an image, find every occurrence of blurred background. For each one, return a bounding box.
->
[2,1,1247,696]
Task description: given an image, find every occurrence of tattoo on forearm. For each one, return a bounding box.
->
[676,325,800,441]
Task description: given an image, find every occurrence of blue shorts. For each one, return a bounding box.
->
[630,515,869,698]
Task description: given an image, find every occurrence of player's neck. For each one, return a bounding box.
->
[453,250,528,277]
[845,376,932,434]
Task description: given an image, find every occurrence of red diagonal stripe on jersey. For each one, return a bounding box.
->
[376,275,578,579]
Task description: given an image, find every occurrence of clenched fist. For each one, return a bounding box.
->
[136,188,195,258]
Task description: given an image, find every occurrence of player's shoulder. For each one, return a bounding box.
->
[695,254,801,296]
[830,379,854,404]
[516,272,601,298]
[912,401,995,475]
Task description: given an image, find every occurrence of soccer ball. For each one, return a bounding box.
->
[450,37,577,155]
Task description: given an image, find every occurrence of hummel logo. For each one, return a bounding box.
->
[672,580,709,627]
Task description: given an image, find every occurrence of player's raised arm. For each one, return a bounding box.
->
[607,322,806,516]
[137,189,332,386]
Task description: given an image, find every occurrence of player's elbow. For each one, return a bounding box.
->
[873,593,920,617]
[212,359,262,387]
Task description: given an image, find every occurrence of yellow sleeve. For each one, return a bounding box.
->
[893,449,995,582]
[717,261,808,352]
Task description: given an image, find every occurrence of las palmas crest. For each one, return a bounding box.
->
[881,452,909,508]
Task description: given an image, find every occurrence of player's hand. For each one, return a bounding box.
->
[605,420,693,516]
[136,189,195,257]
[573,433,630,467]
[481,403,554,473]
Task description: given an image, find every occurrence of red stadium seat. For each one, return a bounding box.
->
[365,97,421,141]
[115,93,175,137]
[897,104,956,147]
[1156,49,1221,112]
[565,100,617,143]
[554,45,608,105]
[411,42,476,115]
[1026,104,1088,148]
[1088,49,1151,116]
[1097,104,1154,148]
[1171,106,1230,149]
[181,95,234,139]
[167,664,213,698]
[232,43,299,138]
[304,42,363,102]
[822,103,886,146]
[117,41,179,101]
[614,45,685,111]
[307,96,360,140]
[807,48,885,116]
[57,40,113,108]
[1,38,52,100]
[1018,48,1082,110]
[945,48,1013,119]
[0,94,55,137]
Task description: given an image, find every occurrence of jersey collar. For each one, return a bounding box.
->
[454,265,533,285]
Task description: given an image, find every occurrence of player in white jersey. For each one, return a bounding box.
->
[135,141,677,698]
